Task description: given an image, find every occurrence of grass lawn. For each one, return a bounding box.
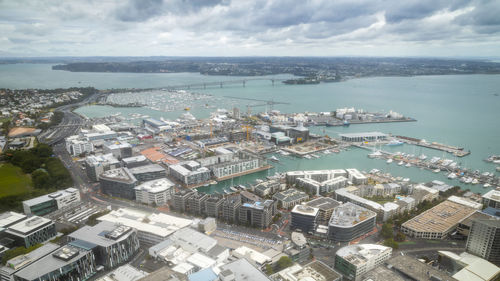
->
[0,163,33,197]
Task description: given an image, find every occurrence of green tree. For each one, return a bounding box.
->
[266,264,274,275]
[381,223,393,239]
[276,256,293,271]
[2,244,43,265]
[32,169,51,189]
[383,238,399,249]
[395,232,406,242]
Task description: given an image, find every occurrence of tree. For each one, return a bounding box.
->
[381,223,393,239]
[2,244,42,265]
[395,232,406,242]
[383,238,399,249]
[276,256,293,271]
[32,169,51,189]
[266,264,274,275]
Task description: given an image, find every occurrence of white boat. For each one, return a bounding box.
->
[433,168,441,173]
[430,157,441,164]
[269,156,280,162]
[369,169,380,174]
[402,178,410,182]
[405,163,411,168]
[484,183,491,188]
[398,161,404,166]
[465,177,473,184]
[386,139,404,146]
[460,177,466,183]
[419,154,428,160]
[471,179,479,185]
[311,154,320,158]
[368,150,383,158]
[386,159,393,164]
[304,155,312,159]
[448,173,457,179]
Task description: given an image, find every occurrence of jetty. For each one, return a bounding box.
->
[396,135,470,157]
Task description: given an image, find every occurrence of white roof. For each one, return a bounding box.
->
[233,246,271,265]
[336,244,391,266]
[172,262,194,275]
[95,264,148,281]
[0,212,26,228]
[186,252,216,269]
[292,205,319,216]
[483,190,500,201]
[134,178,174,193]
[8,216,52,234]
[447,196,483,210]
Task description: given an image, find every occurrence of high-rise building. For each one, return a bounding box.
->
[328,202,376,242]
[172,189,195,213]
[205,196,224,219]
[466,218,500,266]
[188,192,209,216]
[99,167,138,200]
[335,244,392,281]
[238,200,276,229]
[290,205,319,234]
[223,194,241,223]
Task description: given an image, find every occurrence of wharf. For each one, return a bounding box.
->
[397,135,470,157]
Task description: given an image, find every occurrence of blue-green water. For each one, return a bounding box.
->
[1,63,499,194]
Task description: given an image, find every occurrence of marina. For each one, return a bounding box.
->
[396,135,470,157]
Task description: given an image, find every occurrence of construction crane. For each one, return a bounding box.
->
[241,125,253,141]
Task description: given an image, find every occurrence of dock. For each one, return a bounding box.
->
[396,135,470,157]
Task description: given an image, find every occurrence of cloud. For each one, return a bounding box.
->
[0,0,499,57]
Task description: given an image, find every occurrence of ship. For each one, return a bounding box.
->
[386,139,404,146]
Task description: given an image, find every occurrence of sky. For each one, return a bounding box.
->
[0,0,499,58]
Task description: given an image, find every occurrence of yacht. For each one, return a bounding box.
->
[471,179,479,185]
[398,161,404,166]
[386,159,393,164]
[484,183,491,188]
[269,156,280,162]
[448,173,457,179]
[418,154,428,160]
[433,168,441,173]
[304,155,312,159]
[464,177,473,184]
[402,178,410,182]
[386,139,404,146]
[368,150,383,158]
[405,163,411,168]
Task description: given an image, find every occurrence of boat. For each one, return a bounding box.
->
[448,173,457,179]
[418,154,428,160]
[386,139,404,146]
[460,177,466,183]
[464,177,473,184]
[398,161,404,166]
[304,155,312,159]
[484,183,492,188]
[343,120,350,126]
[386,159,393,164]
[269,156,280,162]
[405,163,411,168]
[369,169,380,174]
[311,154,320,158]
[433,168,441,173]
[403,178,410,182]
[368,150,382,158]
[471,179,479,185]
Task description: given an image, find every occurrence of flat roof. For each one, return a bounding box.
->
[306,197,341,211]
[233,246,271,265]
[100,167,137,183]
[291,232,307,247]
[402,199,479,235]
[96,264,148,281]
[7,216,52,235]
[171,228,217,253]
[274,189,308,203]
[129,164,166,174]
[482,190,500,201]
[336,244,391,266]
[0,212,26,228]
[23,188,78,207]
[221,258,270,281]
[292,204,319,216]
[68,221,134,247]
[387,255,458,281]
[135,178,174,193]
[329,202,376,228]
[5,243,59,273]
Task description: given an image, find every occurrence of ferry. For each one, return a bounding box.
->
[386,159,393,164]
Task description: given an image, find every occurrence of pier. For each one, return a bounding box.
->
[396,135,470,157]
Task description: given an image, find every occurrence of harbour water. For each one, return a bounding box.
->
[1,63,499,194]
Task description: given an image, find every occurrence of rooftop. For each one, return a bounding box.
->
[0,212,26,228]
[99,167,137,184]
[292,204,319,216]
[339,132,387,138]
[96,264,148,281]
[305,197,341,211]
[68,221,135,247]
[129,164,166,174]
[402,199,479,234]
[336,244,391,266]
[135,178,174,193]
[274,189,309,203]
[273,260,341,281]
[483,190,500,201]
[329,202,376,228]
[7,216,52,235]
[221,258,270,281]
[23,188,79,207]
[387,255,458,281]
[291,232,307,247]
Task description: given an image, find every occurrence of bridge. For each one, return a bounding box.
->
[152,78,285,90]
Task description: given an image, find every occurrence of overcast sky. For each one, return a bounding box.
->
[1,0,499,58]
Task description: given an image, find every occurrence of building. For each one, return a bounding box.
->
[305,197,341,225]
[346,169,368,185]
[173,189,195,213]
[103,141,132,159]
[335,187,400,222]
[169,161,211,186]
[22,188,80,216]
[457,210,497,237]
[4,216,56,248]
[135,178,174,206]
[240,191,262,204]
[13,243,96,281]
[65,135,93,156]
[273,189,309,209]
[99,167,138,200]
[205,196,224,219]
[121,155,150,168]
[482,190,500,209]
[222,194,241,223]
[334,244,392,281]
[466,218,500,266]
[198,218,217,234]
[239,200,276,229]
[97,208,192,246]
[287,169,350,196]
[220,258,271,281]
[339,132,387,142]
[0,243,60,281]
[83,130,117,141]
[290,205,319,234]
[68,221,139,269]
[438,251,500,281]
[129,164,167,182]
[328,202,376,242]
[386,255,458,281]
[272,260,342,281]
[210,151,267,180]
[85,154,120,181]
[254,179,282,197]
[187,192,209,216]
[95,264,148,281]
[285,232,311,264]
[401,196,482,240]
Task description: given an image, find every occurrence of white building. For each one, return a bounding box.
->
[482,190,500,209]
[335,244,392,281]
[134,178,174,206]
[65,135,94,156]
[22,188,81,215]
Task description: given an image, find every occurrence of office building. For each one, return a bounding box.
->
[173,189,196,213]
[305,197,341,225]
[85,154,120,181]
[13,244,96,281]
[210,152,266,180]
[285,232,311,264]
[121,155,149,168]
[334,244,392,281]
[290,205,319,234]
[95,264,148,281]
[129,164,166,182]
[99,167,138,200]
[134,178,174,206]
[0,243,60,281]
[386,256,459,281]
[169,161,211,186]
[402,196,482,240]
[103,141,132,160]
[5,216,56,248]
[68,221,139,269]
[273,189,309,209]
[438,251,500,281]
[65,135,94,156]
[466,218,500,266]
[335,187,400,222]
[239,200,276,229]
[22,188,80,216]
[328,202,376,242]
